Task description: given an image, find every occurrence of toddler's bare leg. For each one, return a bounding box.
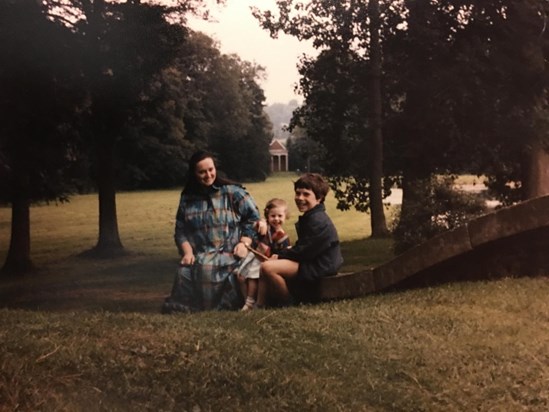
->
[247,278,258,299]
[241,278,259,311]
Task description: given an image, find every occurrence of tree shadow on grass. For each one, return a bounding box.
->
[0,254,178,314]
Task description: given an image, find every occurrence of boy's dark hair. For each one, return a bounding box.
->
[294,173,330,203]
[264,198,290,219]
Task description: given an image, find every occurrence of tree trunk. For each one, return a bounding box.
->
[2,192,33,275]
[524,141,549,199]
[367,0,389,237]
[78,0,124,257]
[399,172,424,219]
[91,138,125,256]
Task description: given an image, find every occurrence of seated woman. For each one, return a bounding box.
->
[257,173,343,307]
[162,150,261,313]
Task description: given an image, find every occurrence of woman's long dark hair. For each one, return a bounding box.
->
[182,150,238,195]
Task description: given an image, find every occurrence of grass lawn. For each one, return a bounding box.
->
[0,173,394,312]
[0,173,548,411]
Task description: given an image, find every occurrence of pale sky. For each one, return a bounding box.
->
[188,0,316,105]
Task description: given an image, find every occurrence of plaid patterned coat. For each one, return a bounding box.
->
[168,184,260,311]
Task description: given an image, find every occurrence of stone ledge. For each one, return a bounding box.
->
[468,195,549,247]
[373,225,472,291]
[316,270,375,301]
[303,195,549,302]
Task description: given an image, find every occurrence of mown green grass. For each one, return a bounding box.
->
[1,278,548,411]
[1,173,548,411]
[0,172,393,312]
[0,172,392,267]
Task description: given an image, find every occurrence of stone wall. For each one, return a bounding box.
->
[313,195,549,301]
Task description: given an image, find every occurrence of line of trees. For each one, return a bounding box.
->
[254,0,548,243]
[0,0,272,275]
[2,0,547,274]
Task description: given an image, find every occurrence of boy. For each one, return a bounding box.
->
[256,173,343,307]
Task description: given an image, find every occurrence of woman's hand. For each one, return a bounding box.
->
[180,253,195,266]
[180,241,194,266]
[255,220,268,236]
[233,241,250,259]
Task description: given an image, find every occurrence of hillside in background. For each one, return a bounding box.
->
[264,100,299,141]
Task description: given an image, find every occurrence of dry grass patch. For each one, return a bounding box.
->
[1,175,547,410]
[1,277,548,411]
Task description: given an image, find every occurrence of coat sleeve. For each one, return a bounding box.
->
[174,193,188,254]
[231,186,261,239]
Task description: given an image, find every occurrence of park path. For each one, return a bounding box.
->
[385,184,499,208]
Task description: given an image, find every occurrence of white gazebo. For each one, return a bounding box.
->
[269,139,289,172]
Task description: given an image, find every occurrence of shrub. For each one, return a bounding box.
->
[392,176,487,254]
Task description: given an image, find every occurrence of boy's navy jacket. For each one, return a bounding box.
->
[277,203,343,280]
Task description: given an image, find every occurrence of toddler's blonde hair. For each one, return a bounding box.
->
[264,198,290,220]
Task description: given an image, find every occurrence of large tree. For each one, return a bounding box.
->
[257,0,548,244]
[462,0,549,202]
[383,0,462,217]
[253,0,390,237]
[116,30,272,187]
[379,0,548,251]
[367,0,389,236]
[0,0,83,274]
[383,0,549,208]
[170,32,272,181]
[44,0,187,256]
[208,56,272,181]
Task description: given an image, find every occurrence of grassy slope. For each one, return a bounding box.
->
[1,173,548,411]
[0,173,393,312]
[1,279,548,411]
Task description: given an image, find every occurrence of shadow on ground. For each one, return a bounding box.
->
[4,196,549,312]
[0,254,177,313]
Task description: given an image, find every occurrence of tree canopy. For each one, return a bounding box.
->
[383,0,548,205]
[0,0,84,273]
[3,0,547,271]
[1,0,273,273]
[254,0,391,235]
[255,0,548,245]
